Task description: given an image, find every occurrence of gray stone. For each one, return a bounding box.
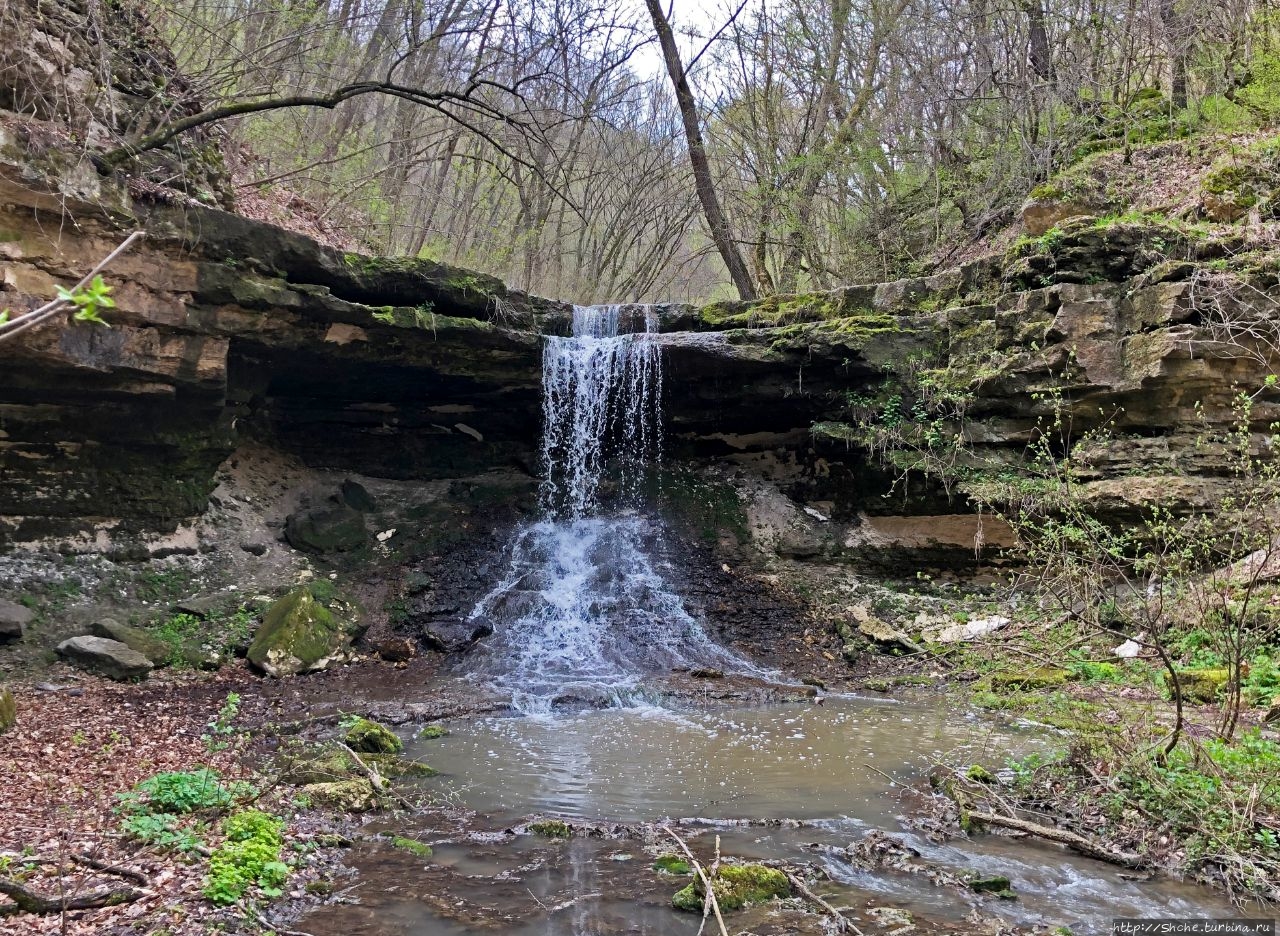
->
[340,478,377,512]
[285,504,368,553]
[0,599,34,640]
[56,636,153,681]
[90,618,173,665]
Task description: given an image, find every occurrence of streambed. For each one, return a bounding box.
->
[297,695,1238,935]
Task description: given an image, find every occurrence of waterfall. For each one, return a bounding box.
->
[539,305,662,516]
[466,305,755,712]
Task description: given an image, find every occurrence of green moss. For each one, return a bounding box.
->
[0,688,14,734]
[417,724,448,739]
[528,819,572,839]
[988,667,1071,691]
[696,291,854,329]
[343,717,403,755]
[1164,667,1230,703]
[965,872,1016,898]
[672,863,790,913]
[390,836,433,858]
[966,764,997,783]
[653,854,692,875]
[247,588,361,677]
[301,779,381,812]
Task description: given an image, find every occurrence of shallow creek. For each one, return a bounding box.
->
[297,694,1238,935]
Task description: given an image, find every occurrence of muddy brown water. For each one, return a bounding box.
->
[297,695,1247,935]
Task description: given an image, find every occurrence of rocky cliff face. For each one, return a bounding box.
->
[3,119,1278,563]
[0,137,568,546]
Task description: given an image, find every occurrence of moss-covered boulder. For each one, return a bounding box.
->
[1164,668,1229,704]
[653,854,691,875]
[0,688,15,734]
[301,779,381,812]
[344,717,402,754]
[247,587,363,677]
[672,863,790,913]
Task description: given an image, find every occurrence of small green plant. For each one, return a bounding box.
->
[203,692,242,752]
[390,836,432,858]
[120,813,205,853]
[56,275,116,326]
[203,810,288,905]
[118,768,238,815]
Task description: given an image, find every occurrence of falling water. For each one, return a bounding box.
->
[467,305,756,712]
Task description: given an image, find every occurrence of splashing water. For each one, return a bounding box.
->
[467,305,758,712]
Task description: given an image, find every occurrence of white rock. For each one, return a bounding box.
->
[802,506,830,522]
[1114,639,1142,659]
[376,528,397,542]
[927,615,1010,643]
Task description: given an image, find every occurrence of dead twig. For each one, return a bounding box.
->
[660,826,729,936]
[784,871,862,935]
[335,742,417,811]
[966,809,1144,867]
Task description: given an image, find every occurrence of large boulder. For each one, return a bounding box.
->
[247,587,363,677]
[90,618,173,665]
[56,636,153,681]
[285,504,368,553]
[0,599,33,640]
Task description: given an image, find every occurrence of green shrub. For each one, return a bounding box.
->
[203,810,288,905]
[118,768,236,815]
[119,813,205,852]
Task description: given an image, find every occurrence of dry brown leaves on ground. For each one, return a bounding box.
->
[0,667,264,935]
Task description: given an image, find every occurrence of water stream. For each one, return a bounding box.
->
[298,306,1243,934]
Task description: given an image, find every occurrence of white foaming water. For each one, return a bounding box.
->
[467,305,758,712]
[539,305,662,516]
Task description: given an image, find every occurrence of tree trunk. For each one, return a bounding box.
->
[1161,0,1188,109]
[645,0,757,301]
[1021,0,1056,86]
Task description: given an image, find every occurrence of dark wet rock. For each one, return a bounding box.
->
[56,636,153,681]
[239,534,271,556]
[343,717,402,754]
[369,636,417,663]
[420,619,492,654]
[285,504,368,554]
[90,618,174,665]
[690,668,724,679]
[0,688,15,734]
[247,587,364,677]
[340,479,377,512]
[0,600,33,640]
[964,872,1016,898]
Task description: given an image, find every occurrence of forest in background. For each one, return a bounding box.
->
[54,0,1280,303]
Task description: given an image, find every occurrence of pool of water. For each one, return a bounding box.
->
[298,695,1245,935]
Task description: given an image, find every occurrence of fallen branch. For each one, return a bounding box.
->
[336,742,417,811]
[661,826,729,936]
[70,852,150,886]
[966,810,1144,868]
[0,876,143,914]
[784,872,862,935]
